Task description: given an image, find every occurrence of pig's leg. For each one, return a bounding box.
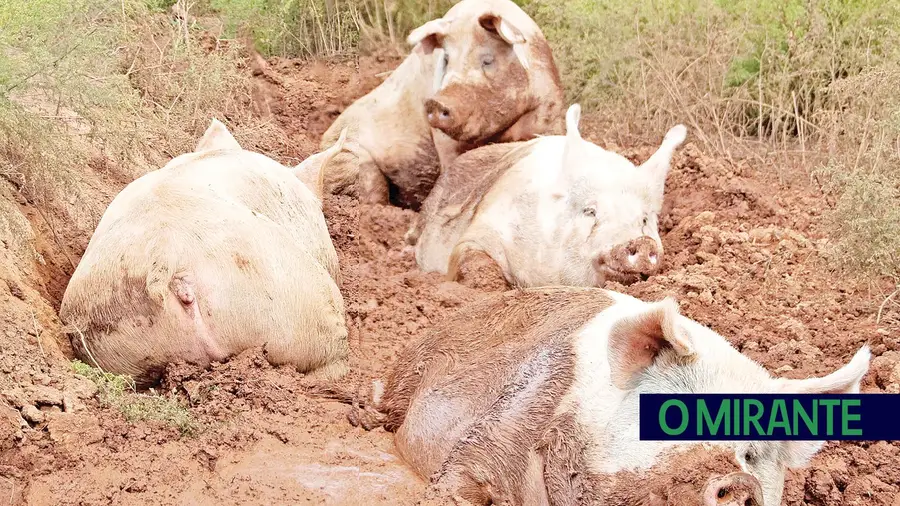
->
[321,141,389,205]
[536,413,592,504]
[447,242,509,291]
[404,213,425,245]
[359,158,390,205]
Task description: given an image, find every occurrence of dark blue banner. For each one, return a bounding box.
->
[639,394,900,441]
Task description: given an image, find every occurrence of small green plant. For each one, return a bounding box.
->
[72,360,198,436]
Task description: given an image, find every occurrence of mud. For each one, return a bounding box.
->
[0,49,898,506]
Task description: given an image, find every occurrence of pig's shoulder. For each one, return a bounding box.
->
[433,141,536,216]
[426,287,617,354]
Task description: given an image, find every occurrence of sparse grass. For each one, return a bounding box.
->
[206,0,360,57]
[72,360,198,436]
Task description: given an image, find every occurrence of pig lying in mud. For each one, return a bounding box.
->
[320,0,564,209]
[372,287,871,506]
[60,119,350,387]
[409,104,687,289]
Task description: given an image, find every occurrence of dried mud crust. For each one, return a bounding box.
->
[0,52,896,506]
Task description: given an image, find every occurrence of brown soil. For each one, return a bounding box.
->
[0,49,898,506]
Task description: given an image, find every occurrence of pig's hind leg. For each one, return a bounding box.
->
[447,242,509,291]
[534,413,594,505]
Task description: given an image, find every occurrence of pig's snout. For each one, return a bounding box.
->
[702,472,764,506]
[425,98,455,132]
[600,236,662,282]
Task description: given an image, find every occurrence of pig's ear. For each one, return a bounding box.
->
[565,103,582,140]
[640,124,686,206]
[607,297,695,390]
[775,345,871,395]
[195,118,241,153]
[294,127,347,204]
[775,345,870,468]
[560,104,584,175]
[408,18,449,54]
[478,14,529,70]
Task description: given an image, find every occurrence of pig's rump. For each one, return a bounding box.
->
[60,157,347,386]
[414,141,535,273]
[382,288,614,483]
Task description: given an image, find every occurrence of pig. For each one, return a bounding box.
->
[373,287,871,506]
[320,0,564,210]
[59,119,351,387]
[409,104,687,289]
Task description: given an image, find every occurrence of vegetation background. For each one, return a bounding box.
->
[1,0,897,290]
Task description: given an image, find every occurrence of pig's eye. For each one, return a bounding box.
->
[583,206,596,217]
[744,450,756,464]
[481,54,495,67]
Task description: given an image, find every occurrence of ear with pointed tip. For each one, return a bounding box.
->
[776,345,870,468]
[560,104,584,170]
[565,103,582,140]
[776,345,871,395]
[294,127,347,204]
[607,297,695,390]
[478,14,529,69]
[640,124,686,205]
[407,18,449,54]
[195,119,241,153]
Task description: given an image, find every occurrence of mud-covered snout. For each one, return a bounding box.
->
[595,235,663,283]
[425,97,456,134]
[424,81,525,144]
[702,472,764,506]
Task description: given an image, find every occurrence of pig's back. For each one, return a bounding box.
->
[383,287,616,481]
[60,152,345,385]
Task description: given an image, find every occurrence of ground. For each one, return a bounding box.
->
[0,51,898,506]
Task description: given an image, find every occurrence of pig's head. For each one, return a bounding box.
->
[408,0,559,145]
[549,104,686,286]
[587,295,872,506]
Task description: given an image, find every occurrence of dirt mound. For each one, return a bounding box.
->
[0,48,898,506]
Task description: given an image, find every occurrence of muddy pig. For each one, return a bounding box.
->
[409,104,687,289]
[60,120,351,387]
[320,0,564,210]
[374,287,871,506]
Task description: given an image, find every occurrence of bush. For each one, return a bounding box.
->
[523,0,900,148]
[209,0,359,57]
[0,0,270,257]
[814,64,900,281]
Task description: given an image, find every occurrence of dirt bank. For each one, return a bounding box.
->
[0,49,897,506]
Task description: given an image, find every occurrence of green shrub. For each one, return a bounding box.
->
[209,0,359,57]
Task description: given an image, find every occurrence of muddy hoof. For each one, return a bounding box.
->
[454,251,509,292]
[347,407,361,427]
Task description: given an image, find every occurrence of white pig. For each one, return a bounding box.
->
[410,104,687,289]
[320,0,564,210]
[60,120,350,386]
